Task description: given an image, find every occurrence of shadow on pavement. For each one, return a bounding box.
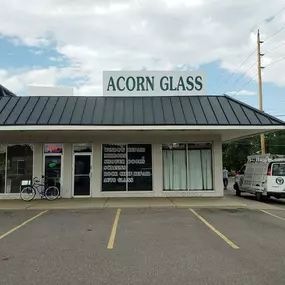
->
[226,180,285,208]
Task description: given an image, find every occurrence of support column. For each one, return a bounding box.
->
[152,144,163,196]
[92,143,101,197]
[62,143,72,198]
[213,137,223,197]
[33,143,43,181]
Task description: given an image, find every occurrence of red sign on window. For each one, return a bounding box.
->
[44,144,63,154]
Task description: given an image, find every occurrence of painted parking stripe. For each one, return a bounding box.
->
[189,209,239,250]
[260,209,285,221]
[0,210,49,240]
[107,208,121,249]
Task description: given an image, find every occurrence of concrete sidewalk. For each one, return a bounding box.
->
[0,195,284,210]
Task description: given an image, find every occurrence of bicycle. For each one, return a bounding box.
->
[20,176,60,202]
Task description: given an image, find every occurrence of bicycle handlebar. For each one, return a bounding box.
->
[33,175,45,183]
[33,175,45,180]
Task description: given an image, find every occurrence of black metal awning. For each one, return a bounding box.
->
[0,95,283,126]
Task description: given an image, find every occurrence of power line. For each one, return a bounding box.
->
[213,6,285,94]
[264,26,285,42]
[250,6,285,35]
[213,48,256,94]
[225,143,285,146]
[264,55,285,68]
[264,41,285,54]
[271,6,285,18]
[265,108,285,112]
[234,60,257,85]
[231,73,258,96]
[214,46,255,83]
[263,6,285,42]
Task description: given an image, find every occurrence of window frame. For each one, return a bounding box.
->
[272,163,285,176]
[73,143,93,153]
[162,142,214,191]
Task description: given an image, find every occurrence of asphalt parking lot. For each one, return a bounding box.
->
[1,208,285,285]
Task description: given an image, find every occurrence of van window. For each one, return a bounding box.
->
[272,163,285,176]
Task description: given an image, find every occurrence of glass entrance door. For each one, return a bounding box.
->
[73,154,91,196]
[44,155,62,192]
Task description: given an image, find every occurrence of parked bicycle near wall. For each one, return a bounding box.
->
[20,176,60,201]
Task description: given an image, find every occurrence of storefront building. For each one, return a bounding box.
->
[0,94,284,199]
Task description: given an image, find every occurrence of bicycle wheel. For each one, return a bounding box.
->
[44,186,60,201]
[20,186,36,201]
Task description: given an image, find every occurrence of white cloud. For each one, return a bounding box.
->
[0,0,284,95]
[0,66,83,94]
[49,57,64,62]
[227,90,257,96]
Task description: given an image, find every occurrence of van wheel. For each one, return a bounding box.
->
[256,192,262,202]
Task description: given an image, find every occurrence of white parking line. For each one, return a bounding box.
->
[260,209,285,221]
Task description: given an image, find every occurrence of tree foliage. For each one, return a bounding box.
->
[223,130,285,172]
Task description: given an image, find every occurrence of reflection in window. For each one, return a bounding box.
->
[6,145,33,193]
[73,144,92,153]
[102,144,127,191]
[44,155,61,190]
[163,143,213,191]
[272,164,285,176]
[101,144,153,191]
[128,144,152,191]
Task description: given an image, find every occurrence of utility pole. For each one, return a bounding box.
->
[257,29,265,154]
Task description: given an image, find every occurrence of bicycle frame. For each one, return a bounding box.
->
[30,178,49,197]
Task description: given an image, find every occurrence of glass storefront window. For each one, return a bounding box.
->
[162,144,187,191]
[102,144,127,191]
[128,144,152,191]
[44,155,62,190]
[6,145,33,193]
[187,144,213,190]
[73,144,92,153]
[0,145,6,194]
[43,144,63,192]
[101,144,153,191]
[163,143,213,191]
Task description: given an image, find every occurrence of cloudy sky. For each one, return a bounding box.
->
[0,0,284,118]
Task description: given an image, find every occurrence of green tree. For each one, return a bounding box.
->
[223,136,260,172]
[265,130,285,154]
[222,130,285,172]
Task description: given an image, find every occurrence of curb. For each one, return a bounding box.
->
[0,204,248,211]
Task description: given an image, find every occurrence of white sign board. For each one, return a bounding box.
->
[27,85,74,96]
[103,71,206,96]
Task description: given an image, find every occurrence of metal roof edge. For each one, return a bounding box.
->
[0,84,17,97]
[11,94,226,99]
[223,94,285,125]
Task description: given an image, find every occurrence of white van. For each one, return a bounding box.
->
[234,154,285,201]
